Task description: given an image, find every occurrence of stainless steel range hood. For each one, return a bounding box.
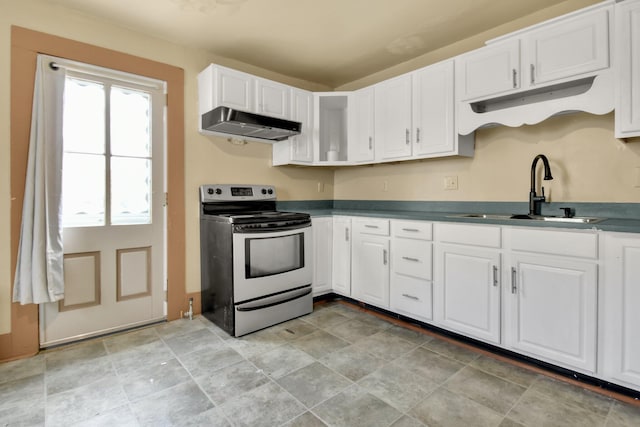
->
[201,106,302,142]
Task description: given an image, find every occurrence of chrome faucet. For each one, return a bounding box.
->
[529,154,553,216]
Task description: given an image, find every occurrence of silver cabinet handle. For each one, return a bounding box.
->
[493,265,498,287]
[405,129,410,145]
[402,228,419,232]
[365,224,379,229]
[512,69,517,88]
[511,267,517,294]
[416,128,420,143]
[345,228,349,242]
[383,249,388,265]
[402,256,420,262]
[368,136,373,150]
[402,293,419,301]
[530,64,535,84]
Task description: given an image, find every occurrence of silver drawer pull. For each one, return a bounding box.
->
[383,249,388,265]
[493,265,498,287]
[365,225,379,229]
[345,228,349,241]
[402,228,419,232]
[402,256,420,262]
[402,293,419,301]
[511,267,517,294]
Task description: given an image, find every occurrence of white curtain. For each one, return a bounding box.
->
[13,55,66,305]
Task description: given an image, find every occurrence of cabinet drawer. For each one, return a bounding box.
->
[393,239,432,280]
[353,218,390,236]
[390,274,432,321]
[435,223,501,248]
[392,220,432,240]
[508,228,597,259]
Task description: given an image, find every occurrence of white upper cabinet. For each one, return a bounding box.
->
[289,88,314,163]
[458,40,520,101]
[459,4,610,102]
[349,86,375,163]
[526,6,610,86]
[198,64,254,116]
[256,78,291,119]
[375,73,413,161]
[413,60,474,158]
[615,0,640,138]
[456,2,614,134]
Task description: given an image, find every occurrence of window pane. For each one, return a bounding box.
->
[110,86,151,157]
[63,78,105,154]
[111,157,151,225]
[62,153,105,227]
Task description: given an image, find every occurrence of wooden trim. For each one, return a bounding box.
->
[58,252,101,312]
[116,247,152,301]
[5,26,185,362]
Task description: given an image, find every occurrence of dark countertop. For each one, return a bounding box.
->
[277,201,640,233]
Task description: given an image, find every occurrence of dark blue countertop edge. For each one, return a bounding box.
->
[277,200,640,233]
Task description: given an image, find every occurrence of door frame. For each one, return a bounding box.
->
[4,26,185,361]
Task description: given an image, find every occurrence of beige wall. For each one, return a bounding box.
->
[0,0,334,335]
[335,112,640,202]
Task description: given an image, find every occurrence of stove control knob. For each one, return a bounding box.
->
[267,189,273,195]
[261,188,267,195]
[215,188,222,195]
[207,188,214,195]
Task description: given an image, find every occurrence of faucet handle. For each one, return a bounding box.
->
[540,186,546,200]
[560,207,574,218]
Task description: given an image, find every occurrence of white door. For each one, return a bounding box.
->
[413,60,455,157]
[290,88,314,163]
[311,218,333,295]
[505,254,597,373]
[256,78,290,119]
[375,74,413,161]
[332,217,352,296]
[434,243,501,345]
[349,86,375,162]
[352,234,390,308]
[39,62,166,347]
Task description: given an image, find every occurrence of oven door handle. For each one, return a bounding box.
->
[234,222,311,233]
[236,287,312,312]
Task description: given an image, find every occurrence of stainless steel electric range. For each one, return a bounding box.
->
[199,184,312,337]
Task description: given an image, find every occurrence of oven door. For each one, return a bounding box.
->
[232,224,312,302]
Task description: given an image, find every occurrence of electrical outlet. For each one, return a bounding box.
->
[635,167,640,188]
[383,180,388,192]
[444,176,458,190]
[317,182,324,193]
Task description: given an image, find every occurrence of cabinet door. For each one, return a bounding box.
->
[413,61,455,157]
[332,217,352,296]
[256,78,290,119]
[615,0,640,138]
[311,218,333,295]
[458,39,520,100]
[349,87,375,162]
[600,233,640,389]
[352,234,390,308]
[527,7,610,86]
[214,65,254,111]
[374,74,413,161]
[506,254,597,373]
[290,89,314,163]
[434,243,501,344]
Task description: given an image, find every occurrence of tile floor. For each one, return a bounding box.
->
[1,300,639,427]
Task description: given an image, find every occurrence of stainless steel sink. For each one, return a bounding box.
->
[450,213,605,224]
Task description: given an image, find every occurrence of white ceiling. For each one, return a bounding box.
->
[45,0,593,87]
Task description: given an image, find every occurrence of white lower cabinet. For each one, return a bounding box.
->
[332,216,352,296]
[434,223,502,345]
[600,232,640,389]
[390,220,433,322]
[504,228,598,374]
[351,218,390,309]
[311,217,333,295]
